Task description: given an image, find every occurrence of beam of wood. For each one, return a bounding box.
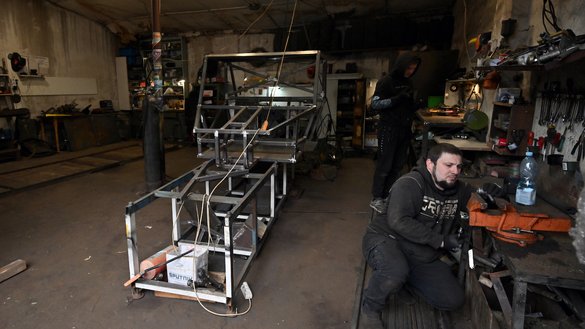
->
[154,290,216,303]
[0,259,27,283]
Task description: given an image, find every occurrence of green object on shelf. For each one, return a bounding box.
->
[463,109,488,131]
[427,96,443,108]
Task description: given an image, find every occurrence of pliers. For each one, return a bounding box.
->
[571,130,585,161]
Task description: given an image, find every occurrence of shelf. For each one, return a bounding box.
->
[18,74,45,79]
[475,49,585,72]
[128,36,188,113]
[493,102,513,107]
[488,141,524,156]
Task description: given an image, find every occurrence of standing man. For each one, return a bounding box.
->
[370,55,421,213]
[360,143,474,328]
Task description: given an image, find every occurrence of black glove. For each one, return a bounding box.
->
[443,234,463,250]
[480,182,506,198]
[390,91,412,105]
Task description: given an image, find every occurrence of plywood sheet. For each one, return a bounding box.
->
[0,161,95,189]
[96,145,143,161]
[71,156,120,168]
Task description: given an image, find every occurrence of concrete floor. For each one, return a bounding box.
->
[0,144,372,329]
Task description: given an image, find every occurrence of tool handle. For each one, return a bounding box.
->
[571,140,580,155]
[557,135,565,151]
[123,273,141,287]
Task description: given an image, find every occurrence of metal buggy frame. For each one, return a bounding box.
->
[125,51,326,308]
[194,50,326,168]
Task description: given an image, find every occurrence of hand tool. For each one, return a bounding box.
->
[571,130,585,161]
[527,131,535,147]
[467,193,572,247]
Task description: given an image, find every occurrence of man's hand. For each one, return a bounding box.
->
[443,234,463,251]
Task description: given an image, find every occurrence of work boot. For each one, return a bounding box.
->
[360,309,384,329]
[369,198,386,214]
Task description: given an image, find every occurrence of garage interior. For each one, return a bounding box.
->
[1,1,585,328]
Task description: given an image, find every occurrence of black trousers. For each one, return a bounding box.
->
[361,231,465,313]
[371,125,411,199]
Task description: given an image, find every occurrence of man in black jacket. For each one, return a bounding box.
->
[360,143,474,328]
[370,54,421,213]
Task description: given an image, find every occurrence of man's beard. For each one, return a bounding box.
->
[432,166,457,190]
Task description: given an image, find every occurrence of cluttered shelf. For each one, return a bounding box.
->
[474,27,585,73]
[475,49,585,72]
[433,136,490,151]
[416,109,491,154]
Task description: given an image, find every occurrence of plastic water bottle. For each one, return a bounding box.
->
[515,150,538,205]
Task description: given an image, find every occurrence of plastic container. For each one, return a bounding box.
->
[515,150,538,206]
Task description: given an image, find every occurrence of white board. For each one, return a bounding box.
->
[19,76,97,96]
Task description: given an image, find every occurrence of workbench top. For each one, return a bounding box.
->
[493,197,583,288]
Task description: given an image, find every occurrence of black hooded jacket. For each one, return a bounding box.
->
[371,55,421,127]
[368,166,474,263]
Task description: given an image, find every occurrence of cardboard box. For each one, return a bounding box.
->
[166,245,208,286]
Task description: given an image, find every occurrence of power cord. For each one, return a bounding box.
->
[176,0,299,317]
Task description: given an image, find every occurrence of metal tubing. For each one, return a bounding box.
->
[200,104,313,111]
[223,217,234,299]
[214,130,221,164]
[125,212,139,278]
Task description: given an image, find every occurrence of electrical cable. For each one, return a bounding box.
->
[238,0,275,40]
[264,0,298,125]
[542,0,562,34]
[181,1,300,317]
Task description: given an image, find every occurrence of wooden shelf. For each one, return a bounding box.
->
[493,102,513,107]
[18,74,45,79]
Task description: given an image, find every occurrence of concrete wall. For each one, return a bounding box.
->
[452,0,585,73]
[184,32,417,94]
[451,0,585,177]
[0,0,119,118]
[185,33,274,88]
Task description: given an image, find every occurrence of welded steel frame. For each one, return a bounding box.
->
[193,50,326,169]
[125,159,279,306]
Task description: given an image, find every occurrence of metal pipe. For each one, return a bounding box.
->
[144,0,164,191]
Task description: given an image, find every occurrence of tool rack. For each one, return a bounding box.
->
[125,51,326,307]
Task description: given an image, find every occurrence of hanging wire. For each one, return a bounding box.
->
[239,0,275,40]
[542,0,562,34]
[189,0,301,317]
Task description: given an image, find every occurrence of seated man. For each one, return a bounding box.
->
[360,143,474,328]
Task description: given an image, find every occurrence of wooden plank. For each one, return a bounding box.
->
[0,259,27,283]
[468,269,502,329]
[154,290,216,303]
[490,274,513,326]
[511,281,527,329]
